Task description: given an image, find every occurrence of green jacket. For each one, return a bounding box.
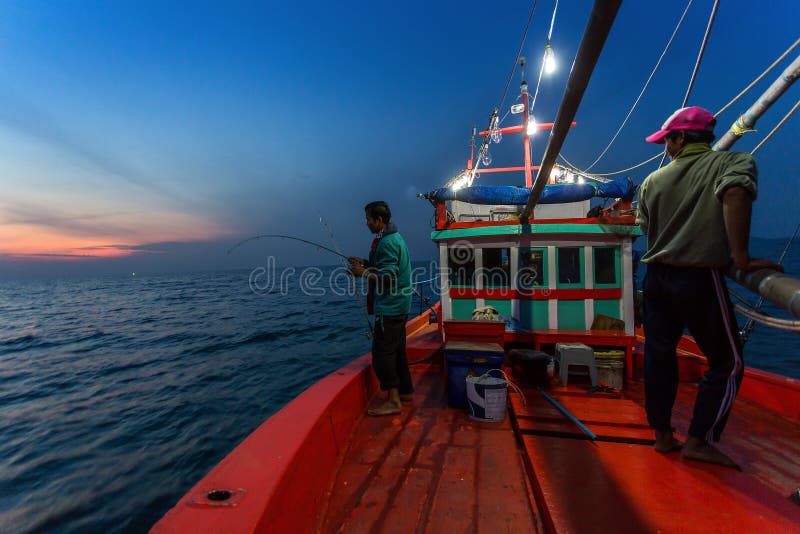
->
[368,223,412,316]
[636,143,758,268]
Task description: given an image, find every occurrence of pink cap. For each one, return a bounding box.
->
[645,106,716,144]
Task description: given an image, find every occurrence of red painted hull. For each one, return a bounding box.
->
[153,306,800,532]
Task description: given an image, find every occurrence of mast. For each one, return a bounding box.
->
[520,0,622,221]
[521,58,533,188]
[713,54,800,151]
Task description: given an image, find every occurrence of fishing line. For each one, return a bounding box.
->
[318,214,374,339]
[740,221,800,341]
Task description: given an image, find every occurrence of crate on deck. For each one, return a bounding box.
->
[444,341,505,408]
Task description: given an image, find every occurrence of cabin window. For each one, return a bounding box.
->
[481,248,510,288]
[593,247,619,286]
[518,248,546,289]
[448,246,475,287]
[557,247,583,287]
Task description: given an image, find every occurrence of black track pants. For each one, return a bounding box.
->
[643,263,744,442]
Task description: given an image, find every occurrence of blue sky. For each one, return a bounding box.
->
[1,0,798,276]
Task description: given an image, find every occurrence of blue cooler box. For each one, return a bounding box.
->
[445,341,505,408]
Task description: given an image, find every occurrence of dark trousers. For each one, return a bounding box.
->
[372,314,414,394]
[643,264,744,442]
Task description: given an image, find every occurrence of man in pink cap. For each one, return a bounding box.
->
[636,106,781,468]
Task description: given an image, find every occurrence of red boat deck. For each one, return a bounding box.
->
[320,361,542,533]
[321,365,800,533]
[513,382,800,532]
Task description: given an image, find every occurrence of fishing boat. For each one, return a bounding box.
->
[152,2,800,532]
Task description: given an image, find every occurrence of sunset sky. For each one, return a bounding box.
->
[1,0,798,276]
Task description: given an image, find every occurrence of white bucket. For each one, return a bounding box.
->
[465,369,525,422]
[597,360,624,390]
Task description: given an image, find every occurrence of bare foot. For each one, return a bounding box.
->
[654,430,683,453]
[682,436,741,470]
[399,394,414,404]
[368,400,402,416]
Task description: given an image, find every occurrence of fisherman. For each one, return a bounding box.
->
[636,106,782,468]
[349,201,414,416]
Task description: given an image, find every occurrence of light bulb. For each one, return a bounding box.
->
[544,44,556,75]
[482,149,492,166]
[526,116,538,136]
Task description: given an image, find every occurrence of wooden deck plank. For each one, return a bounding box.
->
[521,435,800,533]
[321,362,541,533]
[626,380,800,500]
[425,445,478,533]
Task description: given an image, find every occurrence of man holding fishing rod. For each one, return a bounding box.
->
[637,106,782,469]
[348,201,414,416]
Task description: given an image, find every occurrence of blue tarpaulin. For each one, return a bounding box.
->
[421,177,634,205]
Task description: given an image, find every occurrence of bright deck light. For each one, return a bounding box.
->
[526,116,538,136]
[544,44,556,74]
[451,172,470,191]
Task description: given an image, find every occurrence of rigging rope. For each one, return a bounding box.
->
[530,0,558,115]
[715,37,800,117]
[552,25,800,180]
[734,304,800,333]
[657,0,717,168]
[559,152,662,178]
[582,0,694,172]
[750,99,800,154]
[468,0,537,185]
[740,221,800,340]
[681,0,719,106]
[496,0,538,113]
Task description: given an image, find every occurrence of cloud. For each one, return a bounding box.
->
[0,88,180,200]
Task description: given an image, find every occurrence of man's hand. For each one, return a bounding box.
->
[348,256,368,278]
[733,256,784,273]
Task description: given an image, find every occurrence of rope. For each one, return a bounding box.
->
[734,304,800,332]
[582,0,694,172]
[750,99,800,154]
[496,0,538,113]
[319,214,373,339]
[530,0,559,115]
[681,0,719,106]
[740,221,800,340]
[715,37,800,117]
[468,0,537,186]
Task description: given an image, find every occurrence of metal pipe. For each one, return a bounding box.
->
[537,387,598,441]
[729,267,800,320]
[520,0,622,221]
[682,0,719,106]
[713,54,800,151]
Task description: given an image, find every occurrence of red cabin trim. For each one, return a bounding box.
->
[443,216,637,229]
[449,287,621,300]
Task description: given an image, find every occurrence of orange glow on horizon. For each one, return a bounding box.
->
[0,219,229,261]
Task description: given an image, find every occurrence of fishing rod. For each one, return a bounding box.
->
[740,221,800,342]
[228,234,348,259]
[318,216,439,322]
[231,231,439,324]
[536,387,598,442]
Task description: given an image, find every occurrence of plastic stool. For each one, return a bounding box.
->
[555,343,598,387]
